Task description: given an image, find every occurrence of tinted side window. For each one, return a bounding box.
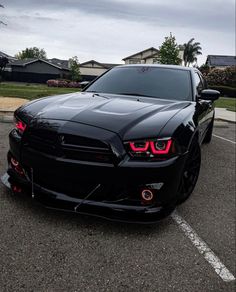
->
[194,73,203,95]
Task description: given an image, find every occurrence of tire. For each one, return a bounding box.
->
[203,117,214,144]
[176,140,201,205]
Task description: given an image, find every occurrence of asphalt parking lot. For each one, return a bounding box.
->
[0,121,235,292]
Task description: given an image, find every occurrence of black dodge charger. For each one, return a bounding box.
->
[2,65,220,223]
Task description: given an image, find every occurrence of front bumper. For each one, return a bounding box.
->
[5,122,188,223]
[1,172,174,223]
[3,150,187,223]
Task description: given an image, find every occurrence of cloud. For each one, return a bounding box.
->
[0,0,235,65]
[5,0,235,32]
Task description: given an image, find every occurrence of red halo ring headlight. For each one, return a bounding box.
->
[127,138,173,158]
[150,140,172,154]
[129,141,150,152]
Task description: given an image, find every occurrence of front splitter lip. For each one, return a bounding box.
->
[1,172,175,224]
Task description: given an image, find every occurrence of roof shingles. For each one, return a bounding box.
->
[10,58,120,70]
[207,55,236,67]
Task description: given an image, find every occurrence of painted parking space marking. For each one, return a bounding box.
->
[171,210,235,282]
[213,134,236,144]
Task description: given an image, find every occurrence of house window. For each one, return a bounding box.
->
[129,59,141,64]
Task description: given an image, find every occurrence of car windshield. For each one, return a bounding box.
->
[86,66,192,101]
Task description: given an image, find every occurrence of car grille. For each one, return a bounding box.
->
[25,129,114,164]
[60,134,113,163]
[26,130,57,156]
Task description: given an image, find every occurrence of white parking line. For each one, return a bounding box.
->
[171,210,235,282]
[213,134,236,144]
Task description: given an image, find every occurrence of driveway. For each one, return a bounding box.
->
[0,122,235,292]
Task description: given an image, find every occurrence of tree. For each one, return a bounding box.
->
[183,38,202,67]
[158,33,181,65]
[15,47,47,59]
[198,64,210,75]
[69,56,81,81]
[0,57,8,81]
[0,4,7,26]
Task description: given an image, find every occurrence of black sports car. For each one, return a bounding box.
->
[2,65,220,223]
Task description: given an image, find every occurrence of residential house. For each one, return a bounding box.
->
[122,47,159,64]
[0,51,17,63]
[80,60,120,81]
[9,58,70,83]
[123,46,184,65]
[6,57,120,83]
[206,55,236,70]
[0,51,17,74]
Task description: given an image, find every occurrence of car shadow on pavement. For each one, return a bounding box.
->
[2,185,173,236]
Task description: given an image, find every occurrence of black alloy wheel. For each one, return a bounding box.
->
[176,140,201,205]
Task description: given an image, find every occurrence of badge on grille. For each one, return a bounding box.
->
[59,135,65,144]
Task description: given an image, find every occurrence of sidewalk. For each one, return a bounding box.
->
[0,97,235,123]
[215,108,236,123]
[0,97,28,122]
[0,97,28,111]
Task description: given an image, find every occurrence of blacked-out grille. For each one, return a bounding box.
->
[62,135,108,149]
[25,128,58,156]
[61,134,113,163]
[25,130,114,163]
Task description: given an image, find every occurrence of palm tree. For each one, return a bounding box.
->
[183,38,202,67]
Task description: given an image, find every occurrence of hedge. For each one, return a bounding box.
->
[209,85,236,98]
[202,66,235,87]
[47,79,81,88]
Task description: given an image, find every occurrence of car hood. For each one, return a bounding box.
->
[19,92,191,139]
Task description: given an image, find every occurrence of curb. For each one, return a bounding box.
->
[215,118,236,124]
[0,109,14,123]
[0,109,15,113]
[214,120,229,128]
[0,115,13,123]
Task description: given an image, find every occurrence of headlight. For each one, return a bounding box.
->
[14,116,27,135]
[125,138,175,159]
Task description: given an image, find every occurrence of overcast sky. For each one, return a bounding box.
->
[0,0,235,65]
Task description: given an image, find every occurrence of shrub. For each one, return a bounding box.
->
[68,81,81,88]
[198,64,210,75]
[47,79,58,87]
[203,66,236,87]
[46,79,80,88]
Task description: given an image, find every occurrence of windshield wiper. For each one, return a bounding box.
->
[92,92,110,99]
[86,91,158,99]
[85,91,110,99]
[116,93,158,98]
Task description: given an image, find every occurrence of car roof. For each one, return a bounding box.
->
[115,64,197,72]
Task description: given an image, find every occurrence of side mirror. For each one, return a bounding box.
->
[200,89,220,101]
